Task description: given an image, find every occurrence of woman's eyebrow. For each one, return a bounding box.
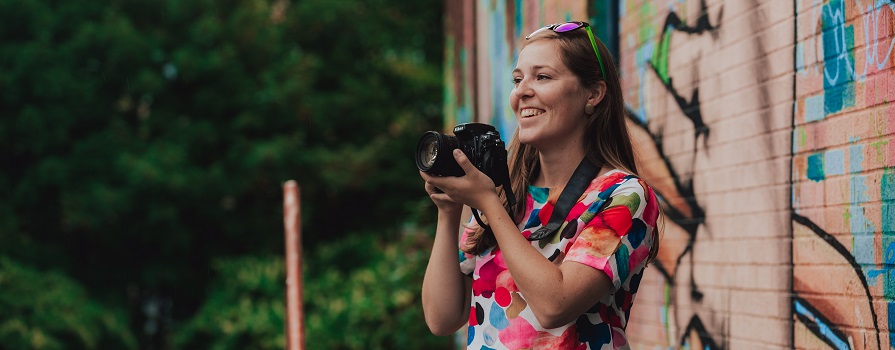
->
[512,65,554,74]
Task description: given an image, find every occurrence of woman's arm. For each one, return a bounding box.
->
[420,178,472,336]
[476,195,612,328]
[423,150,614,329]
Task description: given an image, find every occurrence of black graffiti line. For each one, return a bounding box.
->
[626,109,705,302]
[792,296,851,350]
[791,213,881,350]
[648,64,709,143]
[661,0,720,34]
[652,0,721,142]
[625,110,706,235]
[681,315,722,350]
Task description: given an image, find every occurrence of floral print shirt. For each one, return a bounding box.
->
[458,170,659,349]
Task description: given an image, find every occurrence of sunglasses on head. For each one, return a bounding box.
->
[525,21,606,78]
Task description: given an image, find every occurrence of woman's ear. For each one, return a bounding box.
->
[587,81,607,107]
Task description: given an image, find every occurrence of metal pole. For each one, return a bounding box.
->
[283,180,305,350]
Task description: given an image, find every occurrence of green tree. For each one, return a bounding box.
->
[174,233,451,350]
[0,257,136,349]
[1,0,443,347]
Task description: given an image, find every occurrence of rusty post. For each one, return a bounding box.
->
[283,180,304,350]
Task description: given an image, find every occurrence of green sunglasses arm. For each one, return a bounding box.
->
[584,27,607,78]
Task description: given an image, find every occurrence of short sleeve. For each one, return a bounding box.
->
[565,176,658,291]
[458,226,477,276]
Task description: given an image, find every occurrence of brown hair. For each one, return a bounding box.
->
[462,23,659,265]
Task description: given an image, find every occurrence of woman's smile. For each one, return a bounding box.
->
[520,108,545,117]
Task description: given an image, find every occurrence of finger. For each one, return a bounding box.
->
[425,183,444,194]
[453,149,476,173]
[430,193,455,203]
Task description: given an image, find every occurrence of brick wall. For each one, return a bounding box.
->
[445,0,895,348]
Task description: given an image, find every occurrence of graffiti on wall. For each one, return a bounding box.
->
[445,0,895,348]
[622,0,895,348]
[792,0,895,348]
[623,0,796,348]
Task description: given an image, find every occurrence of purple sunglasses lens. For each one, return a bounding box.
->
[553,22,583,32]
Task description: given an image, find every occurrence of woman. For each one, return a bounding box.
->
[420,21,660,349]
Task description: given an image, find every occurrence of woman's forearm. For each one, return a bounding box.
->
[478,196,609,328]
[421,208,471,336]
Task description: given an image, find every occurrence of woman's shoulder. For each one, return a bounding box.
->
[588,169,659,224]
[587,169,652,197]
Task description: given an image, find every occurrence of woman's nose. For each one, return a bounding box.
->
[514,79,533,99]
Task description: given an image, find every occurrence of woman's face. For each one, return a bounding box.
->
[510,40,590,150]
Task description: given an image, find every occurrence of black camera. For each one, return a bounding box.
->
[416,123,509,180]
[416,123,516,228]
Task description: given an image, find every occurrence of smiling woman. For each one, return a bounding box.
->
[420,21,661,349]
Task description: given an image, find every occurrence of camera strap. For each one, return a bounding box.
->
[526,158,599,241]
[471,160,516,235]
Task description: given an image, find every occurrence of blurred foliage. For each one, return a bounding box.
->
[0,257,136,349]
[173,256,286,350]
[1,0,444,348]
[175,233,451,350]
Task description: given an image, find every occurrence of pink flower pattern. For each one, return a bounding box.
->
[459,170,658,349]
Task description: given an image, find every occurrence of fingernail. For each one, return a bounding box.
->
[453,149,462,156]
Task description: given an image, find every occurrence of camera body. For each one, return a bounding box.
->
[416,123,509,183]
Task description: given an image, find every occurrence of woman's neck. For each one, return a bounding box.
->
[533,145,587,188]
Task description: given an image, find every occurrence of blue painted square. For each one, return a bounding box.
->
[849,145,864,173]
[807,153,825,181]
[850,205,876,234]
[825,149,845,177]
[805,94,825,122]
[850,176,870,204]
[853,233,875,265]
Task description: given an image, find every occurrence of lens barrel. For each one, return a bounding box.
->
[415,131,464,176]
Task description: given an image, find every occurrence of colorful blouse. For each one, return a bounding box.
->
[458,170,659,349]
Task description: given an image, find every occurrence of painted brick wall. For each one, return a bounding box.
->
[444,0,895,348]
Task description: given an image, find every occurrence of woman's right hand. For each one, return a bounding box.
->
[421,172,464,214]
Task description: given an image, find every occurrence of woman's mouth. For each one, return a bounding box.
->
[520,108,544,117]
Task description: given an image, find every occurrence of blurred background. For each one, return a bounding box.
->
[0,0,449,348]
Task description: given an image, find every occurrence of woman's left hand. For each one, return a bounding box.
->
[419,149,500,209]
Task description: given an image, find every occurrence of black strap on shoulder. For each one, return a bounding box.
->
[526,158,600,241]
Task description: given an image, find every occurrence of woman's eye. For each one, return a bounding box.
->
[512,77,522,84]
[537,74,550,80]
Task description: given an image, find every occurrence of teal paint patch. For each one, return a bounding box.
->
[821,0,856,114]
[808,153,826,181]
[865,239,894,287]
[884,203,894,233]
[850,144,864,173]
[825,149,845,176]
[889,302,895,349]
[883,168,895,201]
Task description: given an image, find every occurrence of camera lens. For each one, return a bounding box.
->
[415,131,463,176]
[417,133,439,170]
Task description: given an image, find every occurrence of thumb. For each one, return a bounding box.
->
[453,149,476,173]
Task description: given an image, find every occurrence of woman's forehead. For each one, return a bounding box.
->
[516,41,566,70]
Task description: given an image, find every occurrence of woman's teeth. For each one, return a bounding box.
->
[521,109,543,117]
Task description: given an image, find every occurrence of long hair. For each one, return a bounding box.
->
[462,23,658,264]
